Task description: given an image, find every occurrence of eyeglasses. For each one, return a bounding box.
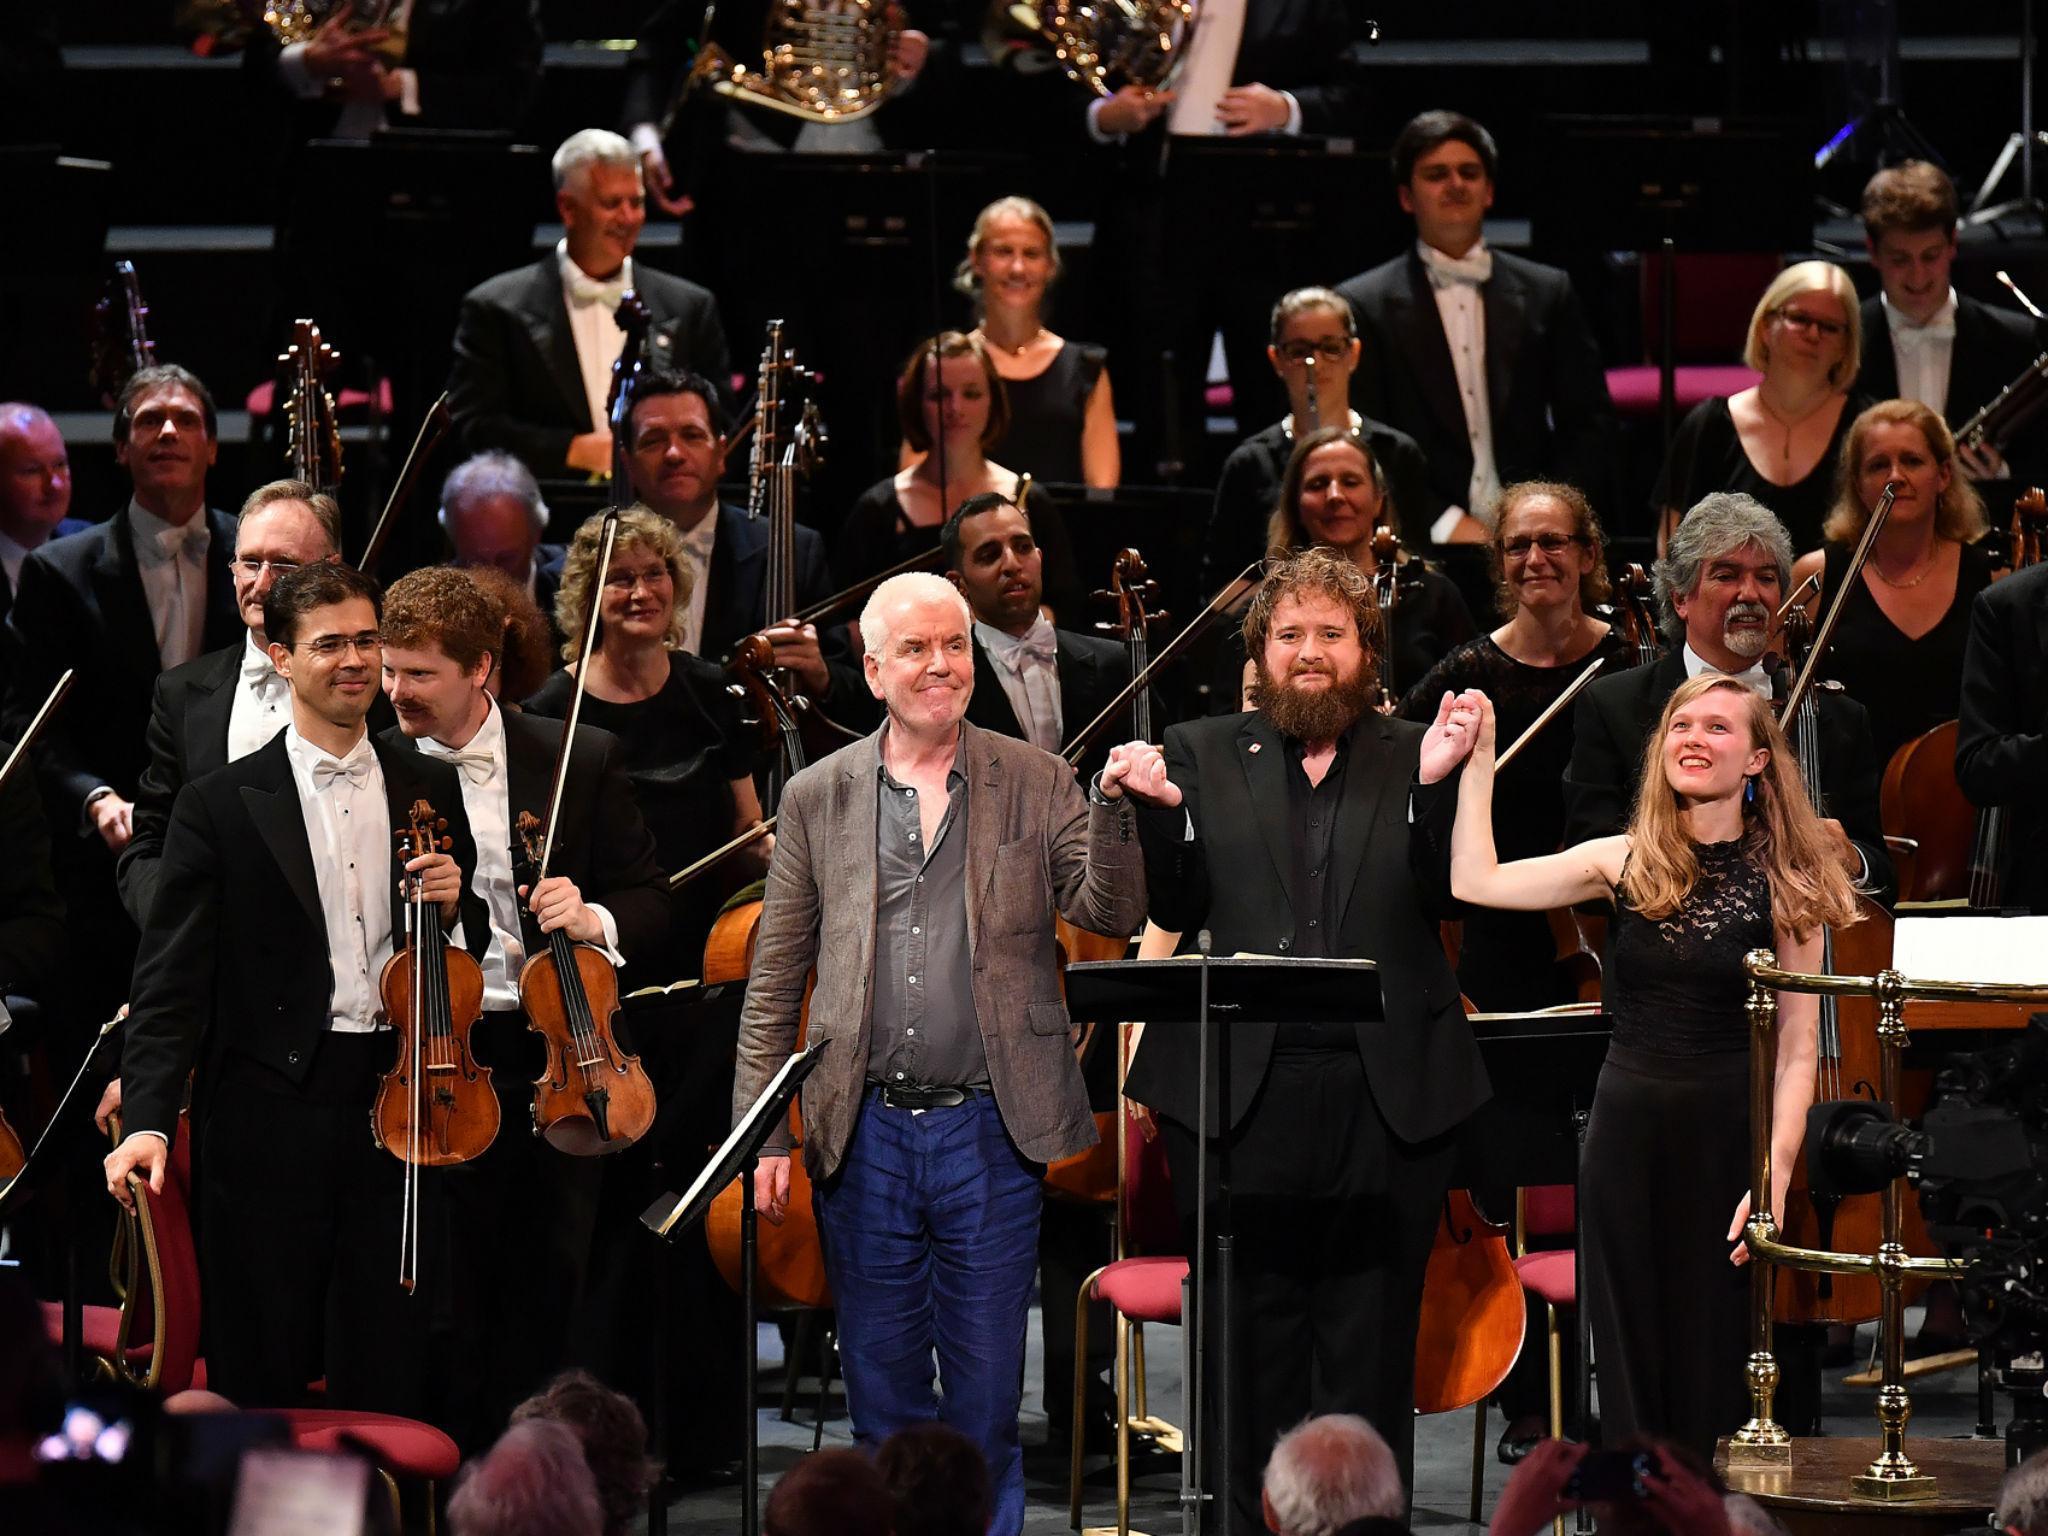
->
[1502,533,1590,560]
[230,557,303,578]
[1277,338,1353,364]
[1775,307,1848,339]
[603,567,674,593]
[299,631,383,659]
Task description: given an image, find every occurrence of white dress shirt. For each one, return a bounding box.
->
[558,239,634,438]
[282,727,393,1035]
[1682,643,1770,698]
[977,617,1063,752]
[676,512,719,656]
[1417,241,1502,536]
[1884,288,1958,414]
[417,699,622,1012]
[225,631,294,763]
[128,499,210,670]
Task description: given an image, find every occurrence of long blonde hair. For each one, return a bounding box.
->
[1620,674,1862,938]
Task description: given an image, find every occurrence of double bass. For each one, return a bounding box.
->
[277,318,343,492]
[89,260,156,407]
[372,800,496,1290]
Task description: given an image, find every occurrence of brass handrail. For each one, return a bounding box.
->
[1729,955,2048,1498]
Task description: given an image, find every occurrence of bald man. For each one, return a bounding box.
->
[0,403,87,629]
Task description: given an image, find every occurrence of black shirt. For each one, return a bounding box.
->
[1278,722,1359,1050]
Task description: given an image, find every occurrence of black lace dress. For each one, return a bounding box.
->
[1398,629,1640,1009]
[1582,837,1774,1458]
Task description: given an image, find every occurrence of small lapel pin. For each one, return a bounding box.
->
[1248,742,1261,754]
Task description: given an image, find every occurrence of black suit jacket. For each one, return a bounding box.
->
[1127,710,1489,1144]
[446,258,732,475]
[964,627,1137,783]
[1561,649,1897,907]
[118,639,401,928]
[1856,293,2045,431]
[1337,249,1617,521]
[381,708,669,966]
[0,516,89,633]
[1955,561,2048,911]
[0,735,64,1000]
[121,733,490,1144]
[699,502,870,725]
[1,507,241,818]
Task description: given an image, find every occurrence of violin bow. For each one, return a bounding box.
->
[667,817,778,892]
[1494,655,1605,771]
[1779,480,1899,725]
[0,670,73,797]
[356,391,451,575]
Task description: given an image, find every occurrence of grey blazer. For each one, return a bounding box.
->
[732,720,1147,1179]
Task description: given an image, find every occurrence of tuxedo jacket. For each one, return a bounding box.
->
[1337,248,1618,517]
[121,733,491,1145]
[1,507,241,818]
[446,258,732,475]
[964,627,1139,784]
[698,502,871,728]
[380,708,669,967]
[1126,709,1489,1146]
[1562,649,1898,908]
[0,516,89,631]
[1855,294,2045,433]
[1955,561,2048,911]
[118,640,401,928]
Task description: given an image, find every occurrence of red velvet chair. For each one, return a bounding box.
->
[1067,1025,1186,1536]
[1499,1185,1579,1536]
[91,1115,461,1509]
[1604,251,1778,419]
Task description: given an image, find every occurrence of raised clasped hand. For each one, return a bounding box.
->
[1098,740,1181,807]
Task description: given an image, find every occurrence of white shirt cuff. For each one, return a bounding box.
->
[1086,97,1124,145]
[629,121,664,158]
[138,1128,170,1146]
[1430,506,1468,545]
[589,903,627,968]
[81,785,116,836]
[394,66,420,117]
[278,41,325,99]
[1281,91,1304,136]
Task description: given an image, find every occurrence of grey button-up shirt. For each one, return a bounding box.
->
[866,733,988,1088]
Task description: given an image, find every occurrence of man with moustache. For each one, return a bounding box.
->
[117,480,355,929]
[377,564,665,1449]
[731,573,1157,1536]
[1125,545,1486,1532]
[0,402,88,631]
[1563,491,1893,908]
[622,367,867,722]
[103,562,488,1415]
[447,129,730,479]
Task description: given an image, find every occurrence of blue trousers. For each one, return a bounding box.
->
[813,1087,1043,1536]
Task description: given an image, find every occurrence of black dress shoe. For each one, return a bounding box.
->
[1497,1418,1545,1465]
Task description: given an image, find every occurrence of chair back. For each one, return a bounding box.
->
[111,1113,202,1394]
[1120,1085,1182,1259]
[1520,1184,1576,1244]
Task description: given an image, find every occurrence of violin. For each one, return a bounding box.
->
[372,799,496,1289]
[89,260,156,407]
[277,318,343,492]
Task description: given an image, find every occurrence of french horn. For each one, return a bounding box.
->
[982,0,1200,97]
[687,1,899,125]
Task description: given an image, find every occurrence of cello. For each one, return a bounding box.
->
[372,799,496,1289]
[1880,487,2048,903]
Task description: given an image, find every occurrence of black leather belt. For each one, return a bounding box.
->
[878,1083,987,1110]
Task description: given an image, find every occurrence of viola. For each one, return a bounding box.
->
[372,799,496,1290]
[513,812,656,1156]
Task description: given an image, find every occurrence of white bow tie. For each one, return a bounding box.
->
[564,261,629,310]
[1420,242,1494,289]
[1895,316,1956,347]
[312,754,372,791]
[987,619,1058,671]
[139,522,206,567]
[435,747,496,787]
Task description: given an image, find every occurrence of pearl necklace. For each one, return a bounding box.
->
[977,325,1045,359]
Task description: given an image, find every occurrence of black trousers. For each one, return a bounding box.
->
[198,1033,430,1415]
[1581,1045,1751,1460]
[434,1013,602,1453]
[1161,1042,1455,1536]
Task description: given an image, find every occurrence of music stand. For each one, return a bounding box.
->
[641,1039,825,1536]
[1063,955,1382,1536]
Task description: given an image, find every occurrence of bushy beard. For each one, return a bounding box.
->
[1251,659,1375,741]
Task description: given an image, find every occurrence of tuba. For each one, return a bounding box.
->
[983,0,1200,97]
[685,0,900,125]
